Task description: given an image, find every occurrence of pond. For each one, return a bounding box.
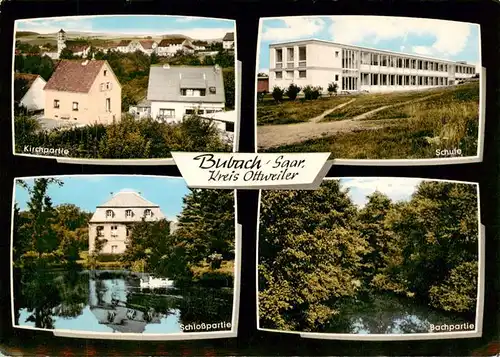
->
[13,268,234,335]
[324,293,476,335]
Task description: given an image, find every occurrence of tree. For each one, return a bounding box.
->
[257,72,269,77]
[59,48,74,60]
[174,189,235,267]
[358,191,395,286]
[259,180,368,331]
[272,86,284,103]
[285,83,301,101]
[214,50,234,68]
[203,56,215,66]
[16,178,63,259]
[150,52,159,65]
[14,78,29,114]
[327,82,338,96]
[222,68,235,109]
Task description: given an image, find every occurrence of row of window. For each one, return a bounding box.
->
[275,70,307,80]
[180,87,217,97]
[53,98,112,112]
[273,46,474,74]
[105,208,153,218]
[158,108,222,118]
[96,224,132,238]
[360,73,452,86]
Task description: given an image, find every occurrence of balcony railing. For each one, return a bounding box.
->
[275,62,282,69]
[298,60,306,67]
[287,62,294,69]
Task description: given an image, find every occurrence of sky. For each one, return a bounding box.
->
[15,15,235,40]
[14,175,192,220]
[257,16,481,74]
[339,177,424,208]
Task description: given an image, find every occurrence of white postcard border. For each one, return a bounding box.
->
[10,174,241,340]
[255,177,484,341]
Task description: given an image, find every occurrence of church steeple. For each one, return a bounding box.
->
[57,28,67,55]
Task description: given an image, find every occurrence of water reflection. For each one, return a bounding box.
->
[14,268,233,334]
[325,294,475,334]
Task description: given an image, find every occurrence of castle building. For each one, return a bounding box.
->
[268,39,477,93]
[88,190,167,254]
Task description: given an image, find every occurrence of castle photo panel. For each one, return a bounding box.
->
[255,16,484,165]
[13,15,239,164]
[11,175,240,340]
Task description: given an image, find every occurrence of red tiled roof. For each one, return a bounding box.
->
[139,40,155,49]
[44,60,106,93]
[158,38,184,47]
[117,40,132,47]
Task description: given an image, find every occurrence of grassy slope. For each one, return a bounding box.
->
[262,82,480,160]
[257,96,353,125]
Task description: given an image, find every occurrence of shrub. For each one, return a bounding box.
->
[327,82,338,96]
[96,253,121,263]
[272,86,285,103]
[257,90,268,102]
[303,85,322,100]
[285,83,301,101]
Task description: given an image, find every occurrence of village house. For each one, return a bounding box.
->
[43,59,122,125]
[222,32,235,50]
[116,40,141,53]
[257,75,269,93]
[156,38,194,57]
[146,64,225,123]
[88,190,167,255]
[14,73,46,113]
[192,40,208,51]
[138,40,158,55]
[128,98,152,118]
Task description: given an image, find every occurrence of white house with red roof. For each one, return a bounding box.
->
[43,59,122,124]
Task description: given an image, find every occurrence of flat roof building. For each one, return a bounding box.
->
[268,39,477,93]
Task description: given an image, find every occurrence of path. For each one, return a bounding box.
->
[351,93,444,121]
[258,93,445,149]
[310,98,356,123]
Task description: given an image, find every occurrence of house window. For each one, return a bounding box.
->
[111,245,118,253]
[335,74,339,81]
[126,226,132,237]
[275,71,282,79]
[104,69,107,76]
[298,46,306,66]
[72,102,79,111]
[106,82,112,90]
[111,225,118,237]
[106,209,114,218]
[53,100,60,108]
[209,86,216,94]
[144,209,153,217]
[225,122,235,132]
[298,70,306,78]
[159,109,175,118]
[125,209,133,218]
[97,226,104,237]
[185,109,195,115]
[335,51,339,58]
[275,48,283,66]
[181,89,206,97]
[106,98,111,112]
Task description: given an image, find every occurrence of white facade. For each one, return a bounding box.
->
[269,39,477,93]
[223,40,234,50]
[117,41,141,53]
[150,100,224,123]
[88,190,166,255]
[156,39,194,57]
[20,76,46,112]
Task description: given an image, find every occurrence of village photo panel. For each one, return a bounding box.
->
[12,15,239,164]
[256,177,484,340]
[10,175,240,340]
[255,16,485,165]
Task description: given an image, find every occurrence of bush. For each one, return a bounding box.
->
[327,82,338,96]
[303,85,322,100]
[285,83,301,101]
[272,86,285,103]
[96,253,121,263]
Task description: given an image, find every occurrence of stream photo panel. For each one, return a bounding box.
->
[255,15,485,165]
[12,15,239,165]
[256,177,484,340]
[10,175,240,340]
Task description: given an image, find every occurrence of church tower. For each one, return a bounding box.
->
[57,29,67,56]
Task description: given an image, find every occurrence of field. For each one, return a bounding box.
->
[258,82,480,160]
